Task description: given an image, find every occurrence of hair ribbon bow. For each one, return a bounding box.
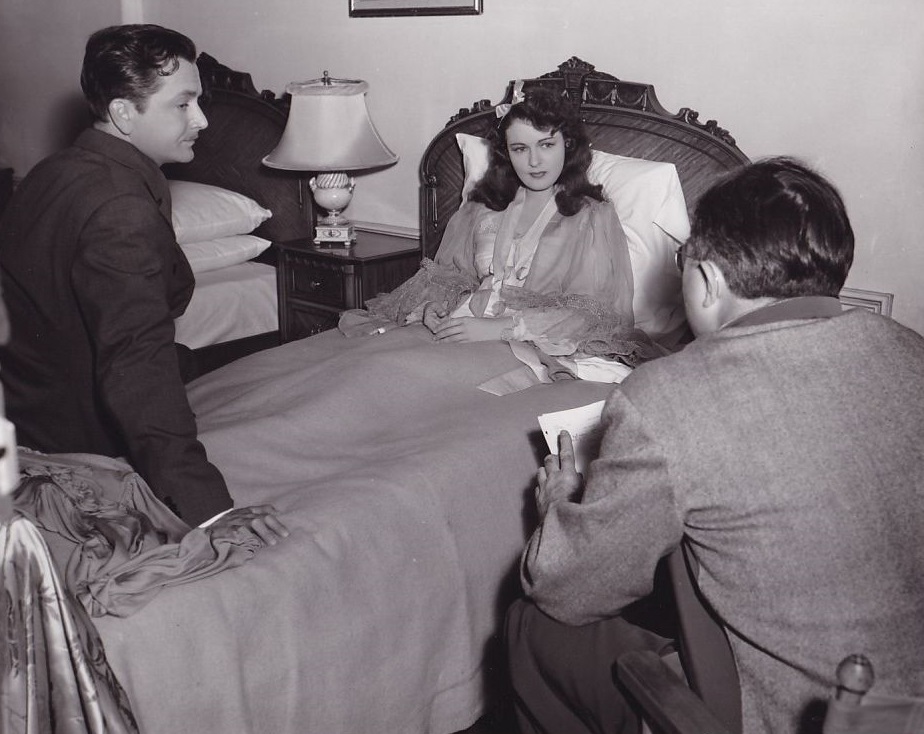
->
[495,80,526,120]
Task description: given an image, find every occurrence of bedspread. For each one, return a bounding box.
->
[91,326,613,734]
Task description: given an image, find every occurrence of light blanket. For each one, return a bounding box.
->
[92,326,612,734]
[174,262,277,349]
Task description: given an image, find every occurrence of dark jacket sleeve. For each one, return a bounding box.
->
[72,192,233,525]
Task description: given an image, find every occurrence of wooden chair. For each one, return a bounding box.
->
[618,642,924,733]
[617,650,734,734]
[822,654,924,734]
[615,542,742,734]
[666,543,741,733]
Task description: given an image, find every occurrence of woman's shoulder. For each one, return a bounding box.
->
[459,200,493,216]
[559,197,628,250]
[562,196,618,226]
[581,197,616,217]
[457,200,504,227]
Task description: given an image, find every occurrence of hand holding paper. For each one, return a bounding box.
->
[536,431,583,518]
[537,400,606,475]
[535,400,607,517]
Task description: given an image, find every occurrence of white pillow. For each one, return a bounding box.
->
[180,234,272,274]
[455,133,689,341]
[457,132,492,202]
[169,180,272,245]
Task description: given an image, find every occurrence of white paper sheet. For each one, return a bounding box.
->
[537,399,607,474]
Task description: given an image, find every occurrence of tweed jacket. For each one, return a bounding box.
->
[522,298,924,734]
[0,129,232,525]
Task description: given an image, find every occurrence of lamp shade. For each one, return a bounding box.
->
[262,75,398,171]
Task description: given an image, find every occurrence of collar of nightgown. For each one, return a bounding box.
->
[491,186,560,286]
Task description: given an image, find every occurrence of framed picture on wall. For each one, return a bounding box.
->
[349,0,482,17]
[838,287,894,316]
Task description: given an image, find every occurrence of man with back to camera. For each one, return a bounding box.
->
[507,157,924,734]
[0,24,287,542]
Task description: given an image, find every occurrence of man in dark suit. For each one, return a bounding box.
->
[0,25,287,542]
[508,158,924,734]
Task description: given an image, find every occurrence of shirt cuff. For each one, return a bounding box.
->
[198,507,233,528]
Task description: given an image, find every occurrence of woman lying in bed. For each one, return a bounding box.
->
[341,88,662,378]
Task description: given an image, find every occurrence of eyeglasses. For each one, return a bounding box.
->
[674,244,686,273]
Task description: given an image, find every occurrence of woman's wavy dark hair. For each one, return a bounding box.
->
[81,24,197,123]
[469,87,603,216]
[686,157,854,298]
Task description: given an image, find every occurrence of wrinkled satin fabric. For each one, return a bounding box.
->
[1,514,139,733]
[13,450,262,618]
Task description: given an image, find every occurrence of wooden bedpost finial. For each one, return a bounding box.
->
[835,654,875,705]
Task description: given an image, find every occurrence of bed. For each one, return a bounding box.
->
[8,57,749,734]
[164,53,314,373]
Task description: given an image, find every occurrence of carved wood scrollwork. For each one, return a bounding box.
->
[447,98,494,126]
[674,107,737,147]
[196,52,290,113]
[545,56,601,107]
[442,56,738,147]
[420,57,749,258]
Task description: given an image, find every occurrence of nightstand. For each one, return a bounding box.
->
[276,230,421,342]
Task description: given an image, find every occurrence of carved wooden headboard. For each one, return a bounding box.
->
[163,53,313,244]
[418,57,749,259]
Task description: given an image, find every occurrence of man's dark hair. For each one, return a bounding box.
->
[686,157,854,298]
[80,24,197,123]
[470,87,604,217]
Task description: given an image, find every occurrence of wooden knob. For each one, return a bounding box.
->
[835,654,874,704]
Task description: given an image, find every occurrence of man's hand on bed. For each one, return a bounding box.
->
[428,315,514,343]
[536,431,584,519]
[205,504,289,546]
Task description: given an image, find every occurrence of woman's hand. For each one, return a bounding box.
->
[430,315,513,343]
[206,504,289,546]
[535,431,583,519]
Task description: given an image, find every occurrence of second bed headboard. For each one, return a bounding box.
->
[163,53,313,244]
[418,56,750,260]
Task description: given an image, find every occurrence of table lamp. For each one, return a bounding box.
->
[263,72,398,247]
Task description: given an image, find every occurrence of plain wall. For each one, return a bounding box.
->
[0,0,120,169]
[2,0,922,332]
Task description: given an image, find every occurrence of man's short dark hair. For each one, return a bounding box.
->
[80,24,197,123]
[686,157,854,299]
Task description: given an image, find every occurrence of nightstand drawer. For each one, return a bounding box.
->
[288,255,346,308]
[287,302,341,340]
[275,232,421,343]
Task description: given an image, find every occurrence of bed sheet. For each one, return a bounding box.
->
[174,261,277,349]
[92,326,613,734]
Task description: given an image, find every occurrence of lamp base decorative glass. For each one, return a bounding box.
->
[310,172,357,247]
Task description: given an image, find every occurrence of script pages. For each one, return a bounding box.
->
[537,400,607,475]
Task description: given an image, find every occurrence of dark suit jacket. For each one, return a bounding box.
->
[523,298,924,734]
[0,128,232,525]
